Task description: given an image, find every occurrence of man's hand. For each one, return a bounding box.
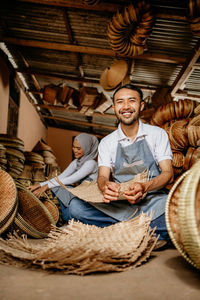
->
[123,182,145,204]
[102,181,120,203]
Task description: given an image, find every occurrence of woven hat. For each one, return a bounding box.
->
[0,169,18,234]
[100,60,128,91]
[13,183,55,238]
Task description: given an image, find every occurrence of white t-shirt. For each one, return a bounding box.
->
[98,120,172,171]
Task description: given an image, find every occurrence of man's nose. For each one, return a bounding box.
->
[122,99,131,109]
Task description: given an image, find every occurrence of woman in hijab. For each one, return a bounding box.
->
[29,133,99,221]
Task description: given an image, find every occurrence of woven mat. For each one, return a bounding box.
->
[59,170,148,203]
[0,212,157,275]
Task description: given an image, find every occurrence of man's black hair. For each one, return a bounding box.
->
[112,84,143,102]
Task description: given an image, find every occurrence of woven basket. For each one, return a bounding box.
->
[178,160,200,269]
[169,120,189,151]
[13,183,55,238]
[166,160,200,270]
[42,198,59,224]
[165,171,194,266]
[0,169,18,234]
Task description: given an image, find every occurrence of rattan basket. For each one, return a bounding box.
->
[0,169,18,234]
[178,160,200,269]
[13,183,55,238]
[166,160,200,270]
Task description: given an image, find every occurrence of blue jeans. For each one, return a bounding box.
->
[59,198,169,240]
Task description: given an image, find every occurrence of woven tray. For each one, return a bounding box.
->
[14,183,56,238]
[0,169,18,234]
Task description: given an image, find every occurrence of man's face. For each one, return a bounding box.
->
[112,88,144,125]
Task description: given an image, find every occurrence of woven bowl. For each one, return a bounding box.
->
[169,120,189,151]
[0,169,18,234]
[42,198,59,224]
[13,183,55,238]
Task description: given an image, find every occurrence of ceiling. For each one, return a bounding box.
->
[1,0,200,136]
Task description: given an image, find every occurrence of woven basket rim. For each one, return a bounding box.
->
[165,170,196,267]
[178,160,200,269]
[15,182,55,238]
[0,169,18,225]
[14,213,48,238]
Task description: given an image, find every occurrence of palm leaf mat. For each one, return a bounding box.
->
[0,213,157,275]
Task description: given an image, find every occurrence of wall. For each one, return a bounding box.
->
[47,127,82,172]
[0,56,10,133]
[0,55,47,150]
[18,90,47,151]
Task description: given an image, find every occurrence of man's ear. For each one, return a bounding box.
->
[112,104,115,112]
[140,101,145,112]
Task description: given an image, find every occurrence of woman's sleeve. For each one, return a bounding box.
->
[40,160,77,188]
[42,160,97,189]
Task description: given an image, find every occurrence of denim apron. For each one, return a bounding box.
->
[51,174,92,207]
[91,138,167,221]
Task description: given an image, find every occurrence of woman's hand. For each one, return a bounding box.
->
[102,181,120,203]
[28,184,49,198]
[123,182,146,204]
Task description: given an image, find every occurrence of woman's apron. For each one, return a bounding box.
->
[51,174,92,207]
[91,138,168,221]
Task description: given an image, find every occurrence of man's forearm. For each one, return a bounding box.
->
[143,170,173,193]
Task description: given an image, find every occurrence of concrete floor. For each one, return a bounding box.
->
[0,248,200,300]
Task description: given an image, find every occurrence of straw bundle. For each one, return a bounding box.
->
[172,151,185,176]
[0,213,157,275]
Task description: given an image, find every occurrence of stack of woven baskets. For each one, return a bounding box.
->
[150,100,200,184]
[0,169,59,238]
[107,0,154,57]
[0,134,25,178]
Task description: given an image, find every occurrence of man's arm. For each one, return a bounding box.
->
[97,166,120,203]
[123,159,174,204]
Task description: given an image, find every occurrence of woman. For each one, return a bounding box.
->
[29,133,99,221]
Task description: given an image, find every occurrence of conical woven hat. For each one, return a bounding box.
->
[100,60,128,91]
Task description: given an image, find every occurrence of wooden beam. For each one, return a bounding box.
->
[42,114,117,131]
[16,67,99,83]
[16,0,187,20]
[35,103,117,120]
[2,37,185,64]
[175,90,200,101]
[169,40,200,96]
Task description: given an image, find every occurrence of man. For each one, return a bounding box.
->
[65,84,173,245]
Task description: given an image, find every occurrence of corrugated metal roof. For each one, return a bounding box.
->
[0,0,200,135]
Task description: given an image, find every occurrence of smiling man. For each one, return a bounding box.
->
[65,84,173,248]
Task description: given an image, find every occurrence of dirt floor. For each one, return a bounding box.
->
[0,247,200,300]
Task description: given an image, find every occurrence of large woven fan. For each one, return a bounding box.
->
[0,213,157,275]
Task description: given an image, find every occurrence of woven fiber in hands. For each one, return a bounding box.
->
[58,170,148,203]
[0,213,157,275]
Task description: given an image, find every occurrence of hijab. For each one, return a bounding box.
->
[74,133,99,169]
